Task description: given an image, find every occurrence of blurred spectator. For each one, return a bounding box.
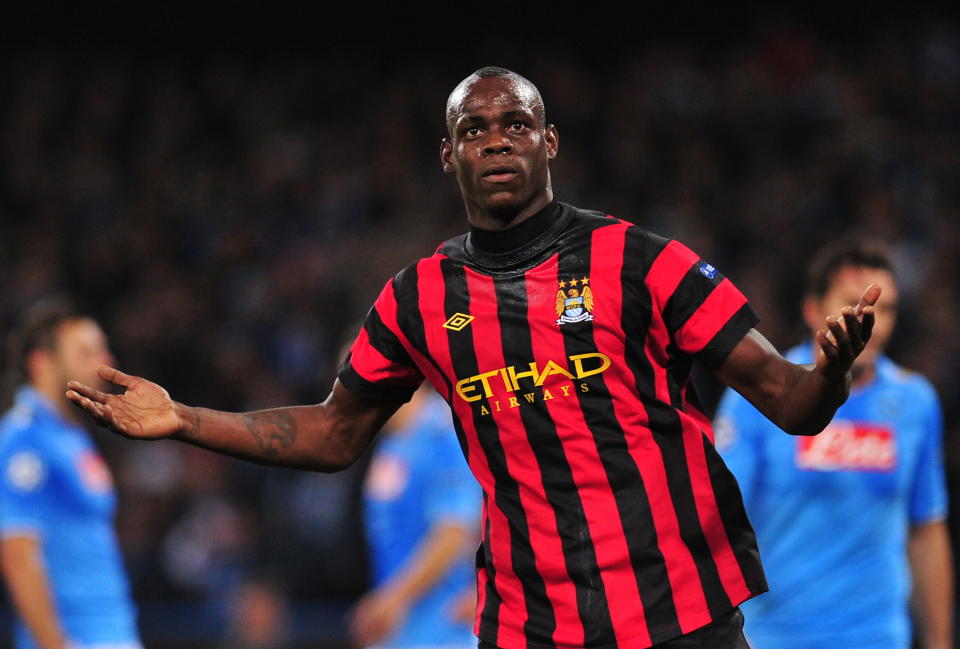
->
[0,302,142,649]
[219,576,291,649]
[350,387,480,649]
[715,241,953,649]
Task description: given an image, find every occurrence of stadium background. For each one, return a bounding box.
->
[1,10,959,648]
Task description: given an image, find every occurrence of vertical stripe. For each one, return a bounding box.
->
[529,250,648,647]
[680,417,753,604]
[588,224,711,636]
[475,496,497,639]
[618,230,734,619]
[465,267,585,648]
[427,257,560,648]
[414,257,525,646]
[641,240,756,607]
[377,275,451,401]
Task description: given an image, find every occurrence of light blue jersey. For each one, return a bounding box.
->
[363,393,480,649]
[715,346,947,649]
[0,388,140,649]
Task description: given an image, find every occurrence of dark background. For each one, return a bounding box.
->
[0,8,958,647]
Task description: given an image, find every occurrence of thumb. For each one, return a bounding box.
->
[856,283,881,314]
[97,365,137,388]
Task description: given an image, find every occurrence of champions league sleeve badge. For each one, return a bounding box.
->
[556,276,595,325]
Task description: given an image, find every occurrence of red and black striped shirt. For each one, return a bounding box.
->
[339,202,767,649]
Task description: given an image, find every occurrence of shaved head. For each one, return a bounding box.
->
[446,66,546,136]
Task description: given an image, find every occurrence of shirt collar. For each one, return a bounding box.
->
[15,385,83,432]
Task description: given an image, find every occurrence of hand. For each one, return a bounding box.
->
[815,283,880,381]
[66,365,185,440]
[349,587,410,647]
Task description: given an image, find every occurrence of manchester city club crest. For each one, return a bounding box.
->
[555,277,595,325]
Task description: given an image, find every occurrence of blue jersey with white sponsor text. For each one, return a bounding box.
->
[0,388,140,649]
[364,393,481,648]
[715,346,947,649]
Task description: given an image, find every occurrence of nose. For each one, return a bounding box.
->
[482,128,512,156]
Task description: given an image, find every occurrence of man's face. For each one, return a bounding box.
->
[441,77,558,220]
[51,319,114,392]
[804,265,898,368]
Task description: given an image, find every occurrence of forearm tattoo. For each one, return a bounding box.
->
[242,411,298,456]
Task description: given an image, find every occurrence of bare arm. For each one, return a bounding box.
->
[350,522,471,647]
[714,284,879,436]
[66,367,402,472]
[909,520,955,649]
[0,536,69,649]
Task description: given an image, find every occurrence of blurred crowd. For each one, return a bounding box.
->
[1,15,959,647]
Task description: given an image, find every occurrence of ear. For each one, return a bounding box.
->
[25,348,53,383]
[545,124,559,160]
[801,295,822,334]
[440,138,455,174]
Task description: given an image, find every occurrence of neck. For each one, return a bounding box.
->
[850,361,876,388]
[31,377,75,423]
[809,341,877,388]
[464,186,554,231]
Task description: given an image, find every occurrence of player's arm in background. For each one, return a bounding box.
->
[713,284,880,436]
[0,447,70,649]
[350,414,480,647]
[1,537,70,649]
[906,385,953,649]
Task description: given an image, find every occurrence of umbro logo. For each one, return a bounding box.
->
[443,313,475,331]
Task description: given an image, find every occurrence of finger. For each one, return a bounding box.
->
[841,306,863,351]
[67,391,107,425]
[97,365,138,389]
[827,315,852,354]
[856,283,882,313]
[860,305,875,343]
[66,381,110,404]
[816,329,839,362]
[827,316,856,370]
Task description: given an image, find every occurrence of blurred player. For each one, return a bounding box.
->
[0,303,142,649]
[67,68,880,649]
[716,241,953,649]
[351,385,479,649]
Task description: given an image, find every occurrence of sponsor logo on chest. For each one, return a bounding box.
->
[76,451,113,493]
[795,421,896,472]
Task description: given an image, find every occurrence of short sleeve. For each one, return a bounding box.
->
[338,278,425,405]
[909,385,948,525]
[645,238,759,370]
[714,387,766,509]
[423,405,480,529]
[0,444,52,538]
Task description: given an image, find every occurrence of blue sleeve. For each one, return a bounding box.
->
[423,417,480,530]
[714,388,766,509]
[909,383,948,525]
[0,437,53,538]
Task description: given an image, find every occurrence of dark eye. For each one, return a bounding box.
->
[465,126,481,137]
[509,121,527,132]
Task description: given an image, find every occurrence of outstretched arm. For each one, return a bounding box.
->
[909,520,954,649]
[66,367,401,471]
[0,537,70,649]
[714,284,879,436]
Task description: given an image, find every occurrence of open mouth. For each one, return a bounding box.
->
[482,166,519,183]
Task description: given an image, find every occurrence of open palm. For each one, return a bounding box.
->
[66,366,183,440]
